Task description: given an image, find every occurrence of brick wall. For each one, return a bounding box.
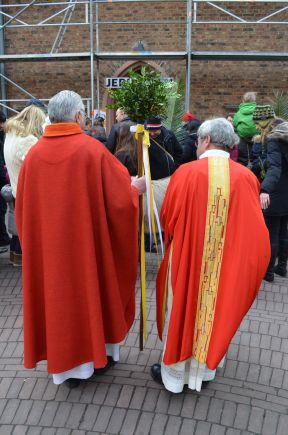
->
[2,1,288,122]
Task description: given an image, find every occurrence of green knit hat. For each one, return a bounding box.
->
[253,105,275,121]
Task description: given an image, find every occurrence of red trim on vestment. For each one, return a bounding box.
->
[43,123,83,137]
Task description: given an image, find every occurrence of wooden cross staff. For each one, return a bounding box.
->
[137,130,144,351]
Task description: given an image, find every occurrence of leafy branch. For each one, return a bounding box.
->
[107,66,179,124]
[269,90,288,120]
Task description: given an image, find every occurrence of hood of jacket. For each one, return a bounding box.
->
[268,121,288,143]
[237,102,257,116]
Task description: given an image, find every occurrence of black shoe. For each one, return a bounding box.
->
[264,272,274,282]
[150,363,163,385]
[65,378,82,388]
[274,265,287,277]
[93,356,116,376]
[201,381,210,389]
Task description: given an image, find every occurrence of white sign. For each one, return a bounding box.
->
[105,77,173,89]
[105,77,130,89]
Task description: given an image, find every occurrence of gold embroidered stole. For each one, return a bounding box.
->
[192,157,230,363]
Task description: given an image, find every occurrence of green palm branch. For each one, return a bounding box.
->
[269,90,288,120]
[162,79,188,145]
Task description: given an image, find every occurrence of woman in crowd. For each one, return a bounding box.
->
[4,105,46,266]
[253,106,288,282]
[86,117,107,145]
[115,122,137,176]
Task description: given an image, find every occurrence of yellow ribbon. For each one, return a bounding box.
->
[136,124,159,256]
[135,123,161,344]
[135,124,150,146]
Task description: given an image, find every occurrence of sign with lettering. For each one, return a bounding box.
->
[105,77,130,89]
[105,77,173,89]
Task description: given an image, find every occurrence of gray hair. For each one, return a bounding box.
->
[198,118,239,149]
[48,90,85,123]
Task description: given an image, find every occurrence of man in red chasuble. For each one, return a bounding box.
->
[16,90,145,387]
[152,118,270,393]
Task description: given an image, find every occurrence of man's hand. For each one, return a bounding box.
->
[260,192,270,210]
[131,176,146,195]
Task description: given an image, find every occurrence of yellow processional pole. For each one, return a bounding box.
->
[136,127,145,351]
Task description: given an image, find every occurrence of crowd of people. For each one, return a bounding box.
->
[0,88,287,394]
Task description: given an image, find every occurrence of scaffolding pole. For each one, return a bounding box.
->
[1,51,288,62]
[0,72,37,99]
[0,8,7,116]
[50,0,78,53]
[89,0,94,112]
[0,0,37,30]
[185,0,192,111]
[95,0,100,114]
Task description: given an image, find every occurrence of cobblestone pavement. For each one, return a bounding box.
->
[0,251,288,435]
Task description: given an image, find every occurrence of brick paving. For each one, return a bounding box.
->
[0,251,287,434]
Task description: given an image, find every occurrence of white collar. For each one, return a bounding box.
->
[199,149,230,160]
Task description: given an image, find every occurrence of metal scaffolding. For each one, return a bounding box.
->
[0,0,287,114]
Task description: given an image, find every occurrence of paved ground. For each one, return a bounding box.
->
[0,251,288,435]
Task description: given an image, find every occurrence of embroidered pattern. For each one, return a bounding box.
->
[192,157,230,363]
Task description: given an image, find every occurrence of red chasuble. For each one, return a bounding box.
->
[157,157,270,369]
[16,123,139,373]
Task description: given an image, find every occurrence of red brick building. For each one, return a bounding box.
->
[1,1,288,129]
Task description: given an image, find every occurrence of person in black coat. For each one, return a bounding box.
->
[106,109,135,154]
[259,121,288,282]
[144,115,183,180]
[86,126,107,146]
[181,119,202,164]
[0,111,6,163]
[0,111,10,248]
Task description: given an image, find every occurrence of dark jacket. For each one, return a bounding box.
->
[237,136,253,167]
[261,124,288,216]
[0,131,5,163]
[239,118,281,168]
[181,133,197,164]
[0,156,6,189]
[85,125,107,144]
[251,140,267,181]
[92,134,107,146]
[106,117,135,153]
[149,127,182,180]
